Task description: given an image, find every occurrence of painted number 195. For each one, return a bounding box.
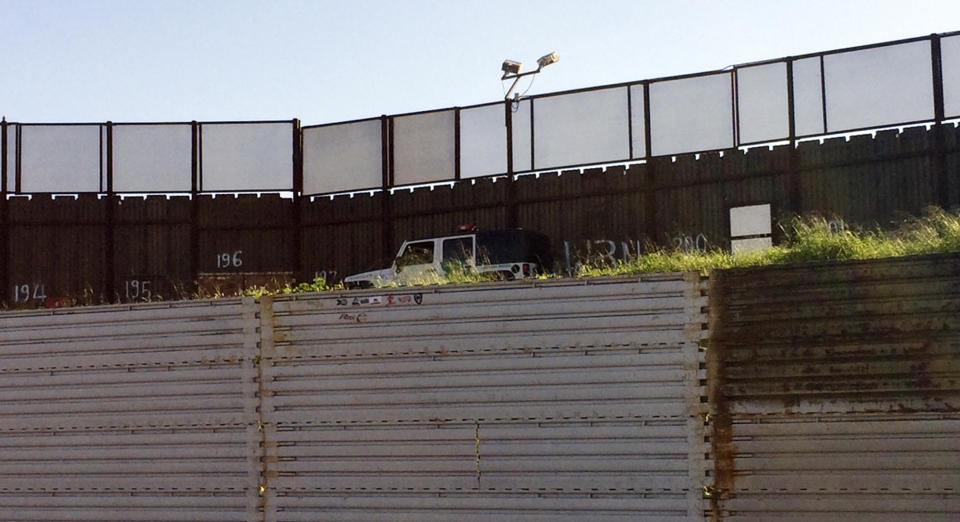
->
[124,280,152,300]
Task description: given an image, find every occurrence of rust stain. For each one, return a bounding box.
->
[706,273,735,520]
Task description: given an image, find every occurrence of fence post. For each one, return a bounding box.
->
[931,34,949,209]
[1,117,7,305]
[786,58,802,222]
[504,100,519,228]
[454,107,461,182]
[642,82,657,245]
[190,121,200,295]
[104,122,116,301]
[380,116,393,263]
[291,118,303,281]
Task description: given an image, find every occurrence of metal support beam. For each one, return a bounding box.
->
[931,35,949,208]
[504,100,518,228]
[786,59,802,221]
[0,117,7,305]
[291,118,303,280]
[104,122,116,301]
[189,121,200,295]
[381,116,394,262]
[642,82,658,245]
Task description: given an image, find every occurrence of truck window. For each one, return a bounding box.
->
[396,241,434,268]
[442,237,474,265]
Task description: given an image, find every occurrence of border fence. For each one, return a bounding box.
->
[1,254,958,519]
[1,32,960,305]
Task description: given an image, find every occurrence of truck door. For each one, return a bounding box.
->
[441,235,475,273]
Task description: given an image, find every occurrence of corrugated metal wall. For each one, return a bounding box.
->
[707,253,960,520]
[258,274,710,521]
[0,298,262,521]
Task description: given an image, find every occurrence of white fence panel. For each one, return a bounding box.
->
[302,119,382,195]
[259,275,709,521]
[0,298,261,521]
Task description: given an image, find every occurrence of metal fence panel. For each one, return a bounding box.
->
[736,63,789,144]
[511,99,532,172]
[823,40,934,133]
[708,253,960,519]
[533,87,630,169]
[113,124,193,193]
[302,119,383,195]
[259,275,709,521]
[460,103,507,179]
[629,84,647,158]
[19,124,102,193]
[200,122,293,192]
[943,34,960,118]
[792,56,826,136]
[393,110,456,186]
[7,195,108,305]
[0,298,262,521]
[650,73,734,156]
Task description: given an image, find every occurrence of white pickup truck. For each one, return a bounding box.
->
[344,229,552,288]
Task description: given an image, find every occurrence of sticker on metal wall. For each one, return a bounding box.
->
[336,293,424,307]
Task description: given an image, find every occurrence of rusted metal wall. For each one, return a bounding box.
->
[707,253,960,520]
[7,194,108,307]
[0,298,262,521]
[113,195,192,301]
[2,123,957,306]
[257,275,710,520]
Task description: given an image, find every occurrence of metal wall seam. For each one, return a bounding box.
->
[682,272,710,519]
[241,296,267,520]
[257,294,278,521]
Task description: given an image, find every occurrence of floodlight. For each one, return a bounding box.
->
[501,60,522,75]
[537,52,559,69]
[501,51,558,100]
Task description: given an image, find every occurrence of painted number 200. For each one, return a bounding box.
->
[216,251,243,269]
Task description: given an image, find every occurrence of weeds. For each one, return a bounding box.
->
[242,277,331,299]
[585,207,960,277]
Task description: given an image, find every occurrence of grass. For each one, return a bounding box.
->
[81,206,959,303]
[579,206,960,277]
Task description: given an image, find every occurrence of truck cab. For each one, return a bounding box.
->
[344,229,551,288]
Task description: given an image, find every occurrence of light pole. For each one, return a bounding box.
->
[500,52,558,228]
[501,52,559,101]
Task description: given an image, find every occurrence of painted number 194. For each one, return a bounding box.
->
[13,283,46,303]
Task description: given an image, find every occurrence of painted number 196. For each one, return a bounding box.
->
[216,251,243,269]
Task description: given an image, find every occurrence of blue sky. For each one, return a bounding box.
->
[1,0,958,124]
